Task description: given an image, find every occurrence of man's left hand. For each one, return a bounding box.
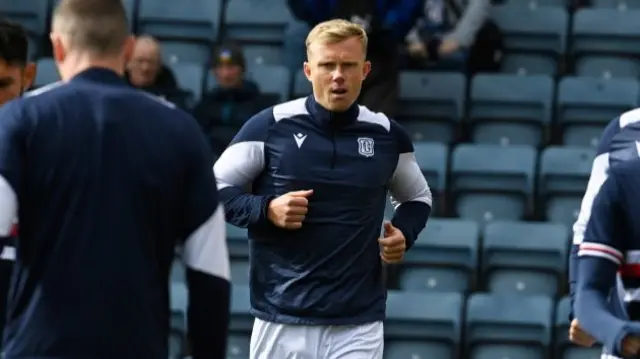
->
[378,222,406,264]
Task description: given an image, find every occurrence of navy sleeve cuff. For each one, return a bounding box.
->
[391,201,431,250]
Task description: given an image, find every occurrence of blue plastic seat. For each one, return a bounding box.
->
[466,294,553,357]
[227,335,250,359]
[34,58,60,88]
[225,0,293,44]
[539,146,595,196]
[557,77,639,145]
[230,259,250,285]
[573,9,640,56]
[451,144,536,224]
[501,0,567,7]
[469,74,553,146]
[2,1,50,37]
[384,341,453,359]
[137,0,220,63]
[399,219,479,293]
[413,142,448,194]
[230,285,252,334]
[397,72,465,144]
[593,0,640,8]
[491,5,568,55]
[208,65,290,102]
[576,56,640,79]
[386,291,462,359]
[242,45,283,67]
[168,63,206,108]
[501,54,557,76]
[160,42,211,65]
[226,224,249,260]
[483,221,569,296]
[292,70,312,98]
[170,282,187,332]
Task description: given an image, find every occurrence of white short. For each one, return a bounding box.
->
[601,354,621,359]
[249,318,384,359]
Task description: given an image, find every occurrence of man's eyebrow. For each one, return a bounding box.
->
[0,76,15,85]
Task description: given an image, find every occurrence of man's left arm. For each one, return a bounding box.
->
[0,100,25,241]
[383,0,425,40]
[388,121,432,250]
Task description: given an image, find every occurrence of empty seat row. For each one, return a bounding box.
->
[168,285,598,359]
[190,219,570,296]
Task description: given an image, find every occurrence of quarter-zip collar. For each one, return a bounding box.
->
[305,95,359,129]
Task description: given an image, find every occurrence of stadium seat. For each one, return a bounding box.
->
[385,291,463,359]
[593,0,640,7]
[482,221,568,296]
[576,56,640,79]
[557,77,639,147]
[168,63,206,108]
[573,9,640,56]
[242,45,283,67]
[170,282,187,332]
[399,219,479,293]
[539,147,594,227]
[137,0,221,64]
[491,5,568,55]
[34,58,60,88]
[230,285,252,334]
[170,258,185,283]
[292,70,312,98]
[539,146,595,196]
[500,0,567,7]
[397,72,465,144]
[384,341,453,359]
[208,65,290,102]
[226,224,249,260]
[1,1,50,37]
[501,54,557,76]
[413,142,448,195]
[466,293,553,358]
[227,335,250,359]
[224,0,293,44]
[230,259,250,285]
[469,74,553,146]
[451,144,536,224]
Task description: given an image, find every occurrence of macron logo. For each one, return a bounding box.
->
[294,133,307,148]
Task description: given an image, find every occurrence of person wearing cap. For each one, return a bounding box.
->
[193,42,277,154]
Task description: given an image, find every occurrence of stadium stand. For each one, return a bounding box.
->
[9,0,637,357]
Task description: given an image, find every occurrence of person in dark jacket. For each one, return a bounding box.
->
[193,43,277,155]
[285,0,423,117]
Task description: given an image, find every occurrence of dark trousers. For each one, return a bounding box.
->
[359,53,399,118]
[0,259,12,347]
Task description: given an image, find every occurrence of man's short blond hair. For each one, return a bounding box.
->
[305,19,368,53]
[53,0,129,55]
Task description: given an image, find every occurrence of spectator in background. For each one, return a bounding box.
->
[193,43,276,155]
[125,35,179,98]
[405,0,497,73]
[285,0,424,117]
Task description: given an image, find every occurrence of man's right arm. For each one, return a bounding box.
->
[213,109,275,228]
[569,117,620,320]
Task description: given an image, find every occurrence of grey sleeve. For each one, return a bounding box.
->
[443,0,491,47]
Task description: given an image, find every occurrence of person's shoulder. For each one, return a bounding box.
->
[618,107,640,129]
[21,81,71,106]
[356,105,413,153]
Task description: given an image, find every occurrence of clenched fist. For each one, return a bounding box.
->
[569,319,594,347]
[622,335,640,357]
[267,190,313,229]
[378,222,406,264]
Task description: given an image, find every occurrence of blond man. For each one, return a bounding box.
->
[214,19,432,358]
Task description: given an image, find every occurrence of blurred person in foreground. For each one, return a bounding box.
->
[570,109,640,358]
[214,19,432,358]
[0,18,36,350]
[193,43,277,154]
[286,0,424,117]
[0,0,230,358]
